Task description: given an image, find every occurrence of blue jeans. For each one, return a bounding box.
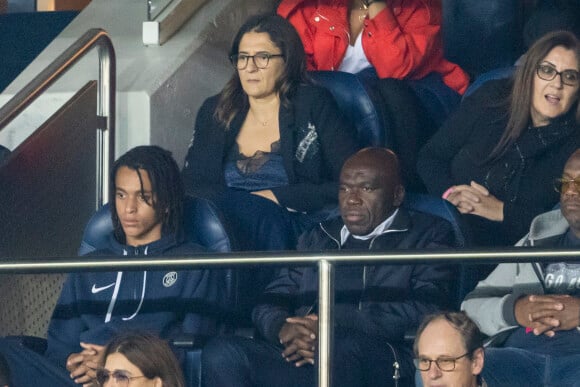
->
[201,334,413,387]
[483,347,580,387]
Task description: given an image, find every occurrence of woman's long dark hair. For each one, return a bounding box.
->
[214,13,308,128]
[488,30,580,161]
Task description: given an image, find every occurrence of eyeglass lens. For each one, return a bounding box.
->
[537,64,579,86]
[555,178,580,193]
[232,54,271,70]
[414,358,457,371]
[96,369,131,386]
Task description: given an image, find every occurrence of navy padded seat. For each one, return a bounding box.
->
[463,66,516,99]
[442,0,523,78]
[402,192,484,310]
[79,195,234,255]
[309,70,385,147]
[402,192,470,249]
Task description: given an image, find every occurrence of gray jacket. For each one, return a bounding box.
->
[461,209,569,337]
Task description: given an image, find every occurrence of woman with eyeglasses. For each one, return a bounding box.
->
[97,332,185,387]
[181,13,359,253]
[417,30,580,247]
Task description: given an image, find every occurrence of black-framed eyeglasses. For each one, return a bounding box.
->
[414,352,470,372]
[230,53,284,70]
[536,64,579,87]
[96,368,147,386]
[554,177,580,193]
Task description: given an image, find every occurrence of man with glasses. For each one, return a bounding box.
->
[463,149,580,386]
[414,311,485,387]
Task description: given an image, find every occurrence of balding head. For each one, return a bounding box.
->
[342,147,403,186]
[560,149,580,237]
[339,148,405,235]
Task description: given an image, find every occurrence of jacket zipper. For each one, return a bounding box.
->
[386,342,400,386]
[322,224,404,383]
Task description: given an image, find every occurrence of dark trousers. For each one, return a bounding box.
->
[0,337,76,387]
[212,190,336,324]
[201,334,413,387]
[214,189,332,252]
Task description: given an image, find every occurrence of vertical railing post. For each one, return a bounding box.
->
[97,37,116,208]
[318,259,334,387]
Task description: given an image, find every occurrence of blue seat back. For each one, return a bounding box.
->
[463,66,516,99]
[402,192,470,249]
[78,196,234,255]
[402,193,476,309]
[442,0,523,78]
[309,70,384,147]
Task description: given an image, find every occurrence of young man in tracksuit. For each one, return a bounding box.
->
[0,145,223,387]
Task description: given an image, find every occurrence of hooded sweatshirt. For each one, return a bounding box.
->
[45,233,223,368]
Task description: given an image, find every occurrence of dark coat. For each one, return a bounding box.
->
[181,84,359,213]
[252,208,455,345]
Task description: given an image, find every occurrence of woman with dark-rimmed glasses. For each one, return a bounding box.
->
[418,30,580,247]
[181,13,359,253]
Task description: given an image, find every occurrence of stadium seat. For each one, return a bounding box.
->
[442,0,523,78]
[309,70,385,148]
[403,192,470,249]
[463,66,516,99]
[403,193,499,310]
[79,195,235,255]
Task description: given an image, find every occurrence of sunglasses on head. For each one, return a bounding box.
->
[96,368,146,386]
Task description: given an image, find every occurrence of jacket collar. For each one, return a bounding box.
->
[320,207,411,242]
[278,0,349,18]
[107,233,182,256]
[523,209,569,246]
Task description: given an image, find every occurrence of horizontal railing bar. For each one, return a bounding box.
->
[0,248,578,273]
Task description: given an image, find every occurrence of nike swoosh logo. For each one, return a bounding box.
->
[91,282,116,293]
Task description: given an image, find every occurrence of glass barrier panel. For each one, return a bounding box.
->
[147,0,174,21]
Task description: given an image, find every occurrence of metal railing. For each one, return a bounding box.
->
[1,248,579,387]
[0,28,116,207]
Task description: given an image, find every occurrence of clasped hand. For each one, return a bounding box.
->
[444,181,504,221]
[515,294,580,336]
[66,342,104,386]
[278,314,318,367]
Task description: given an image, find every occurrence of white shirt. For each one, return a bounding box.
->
[338,32,373,74]
[340,208,400,246]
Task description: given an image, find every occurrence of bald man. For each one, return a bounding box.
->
[202,147,455,387]
[463,149,580,386]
